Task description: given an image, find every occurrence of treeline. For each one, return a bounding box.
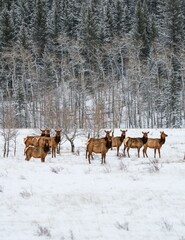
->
[0,0,185,132]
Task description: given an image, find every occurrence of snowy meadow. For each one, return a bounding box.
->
[0,128,185,240]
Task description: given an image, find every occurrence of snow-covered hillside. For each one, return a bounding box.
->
[0,128,185,240]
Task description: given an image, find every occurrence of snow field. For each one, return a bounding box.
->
[0,128,185,240]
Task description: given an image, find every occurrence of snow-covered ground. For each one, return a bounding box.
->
[0,128,185,240]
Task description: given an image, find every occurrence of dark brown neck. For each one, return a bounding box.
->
[106,140,112,149]
[120,134,125,142]
[160,137,165,145]
[44,144,50,153]
[55,135,61,144]
[142,136,148,144]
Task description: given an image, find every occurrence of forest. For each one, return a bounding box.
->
[0,0,185,134]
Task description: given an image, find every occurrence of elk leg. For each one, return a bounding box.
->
[123,146,127,156]
[104,154,106,164]
[138,148,140,158]
[88,153,91,164]
[101,154,103,164]
[117,147,119,156]
[52,148,55,158]
[146,150,148,158]
[154,149,156,158]
[143,148,145,157]
[143,147,147,157]
[41,158,45,162]
[102,153,106,164]
[158,149,161,158]
[86,150,88,159]
[57,144,60,154]
[127,148,130,158]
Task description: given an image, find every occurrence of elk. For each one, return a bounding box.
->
[50,129,62,158]
[143,131,168,158]
[86,130,112,164]
[24,138,51,162]
[124,132,149,158]
[111,129,127,156]
[86,130,112,160]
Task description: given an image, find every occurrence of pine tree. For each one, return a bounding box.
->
[124,5,132,34]
[114,0,124,37]
[104,0,115,42]
[167,0,183,51]
[32,0,47,56]
[61,0,81,39]
[134,0,158,60]
[80,6,100,49]
[166,0,183,127]
[0,6,15,50]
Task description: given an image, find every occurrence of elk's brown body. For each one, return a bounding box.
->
[86,130,112,164]
[143,131,168,158]
[124,132,149,158]
[25,138,51,162]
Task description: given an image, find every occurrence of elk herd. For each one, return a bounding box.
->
[23,128,168,164]
[24,128,61,162]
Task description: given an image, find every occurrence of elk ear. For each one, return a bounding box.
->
[142,131,144,134]
[147,131,149,134]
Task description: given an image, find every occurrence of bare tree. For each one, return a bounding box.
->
[0,92,18,157]
[63,127,77,153]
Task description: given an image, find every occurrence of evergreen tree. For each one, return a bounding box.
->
[17,22,30,49]
[0,7,15,50]
[80,6,100,49]
[10,1,22,42]
[170,56,182,127]
[167,0,183,51]
[61,0,81,39]
[166,0,183,127]
[104,0,115,42]
[114,0,124,37]
[124,4,132,34]
[134,0,149,59]
[32,0,47,56]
